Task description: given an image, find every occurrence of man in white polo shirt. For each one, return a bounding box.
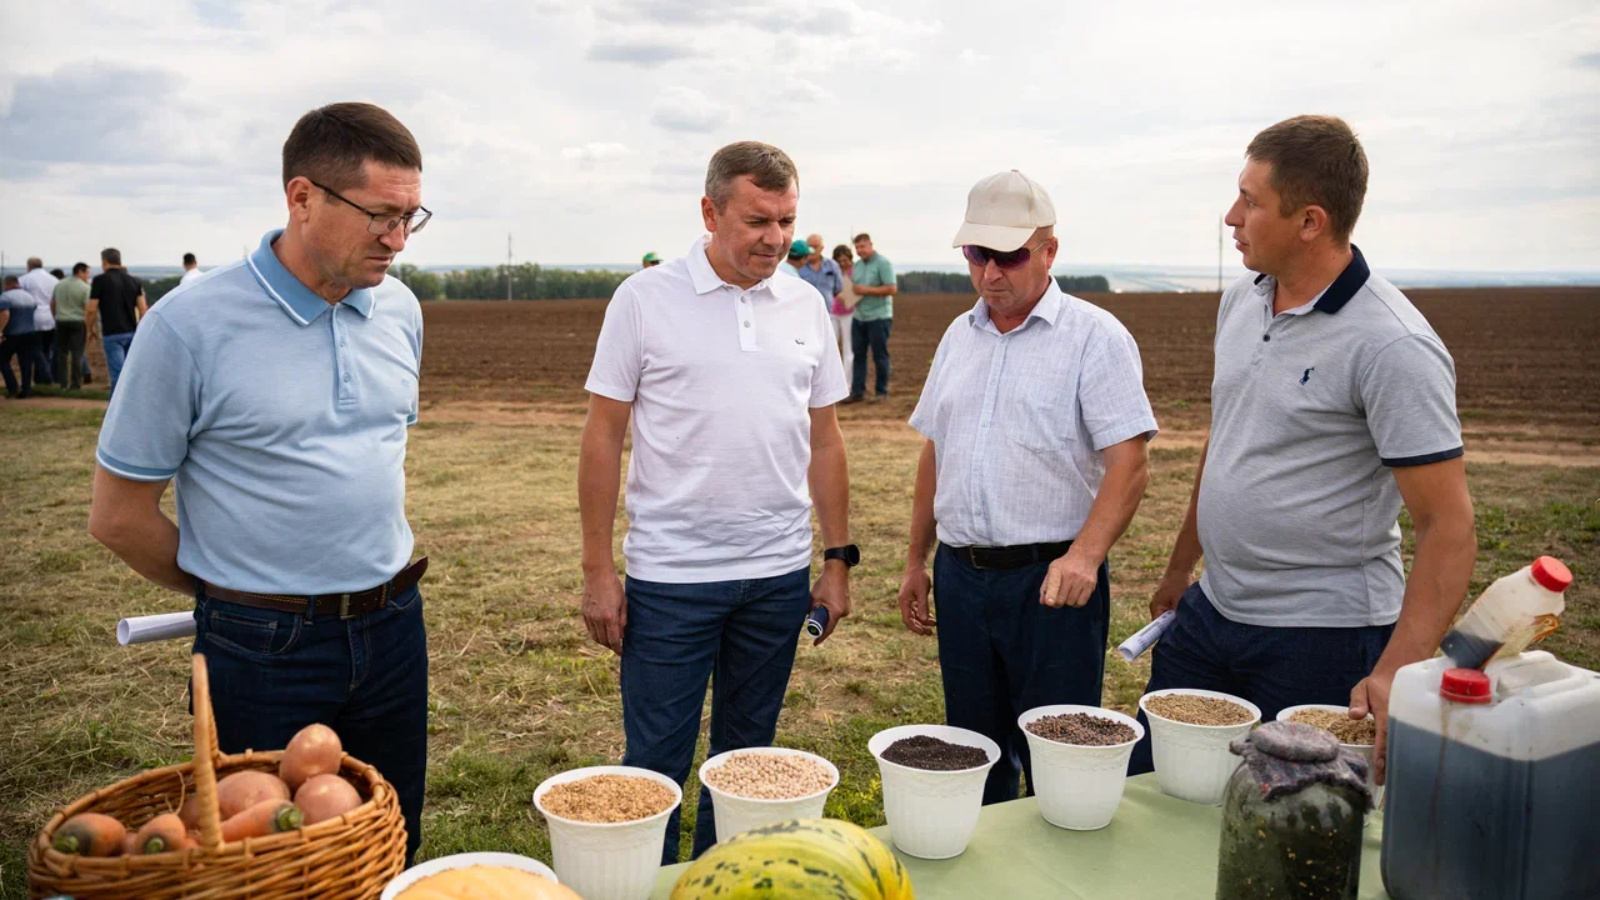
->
[579,141,855,863]
[1129,116,1477,783]
[898,171,1157,805]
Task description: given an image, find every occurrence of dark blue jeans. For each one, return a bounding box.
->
[193,582,430,862]
[933,543,1111,806]
[620,567,812,864]
[1128,582,1395,775]
[850,318,892,397]
[103,331,135,392]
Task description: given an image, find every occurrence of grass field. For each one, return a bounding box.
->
[2,288,1597,896]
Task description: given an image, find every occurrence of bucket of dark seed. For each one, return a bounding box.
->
[1139,689,1261,805]
[867,725,999,860]
[1017,705,1145,830]
[532,765,682,900]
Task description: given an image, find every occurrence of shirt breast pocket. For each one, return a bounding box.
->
[1008,383,1078,454]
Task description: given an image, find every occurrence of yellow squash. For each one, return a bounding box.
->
[671,818,915,900]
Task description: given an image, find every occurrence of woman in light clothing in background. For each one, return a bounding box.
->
[830,244,858,380]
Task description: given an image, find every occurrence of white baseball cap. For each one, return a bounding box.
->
[951,169,1057,252]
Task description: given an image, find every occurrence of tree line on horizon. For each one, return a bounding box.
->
[144,263,1109,304]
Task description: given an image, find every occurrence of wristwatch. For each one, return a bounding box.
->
[823,544,861,568]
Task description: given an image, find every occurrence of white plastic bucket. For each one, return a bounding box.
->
[867,724,999,860]
[698,747,839,844]
[1139,689,1260,805]
[382,852,560,900]
[533,765,682,900]
[1018,705,1144,830]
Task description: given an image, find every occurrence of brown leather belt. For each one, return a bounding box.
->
[200,558,429,619]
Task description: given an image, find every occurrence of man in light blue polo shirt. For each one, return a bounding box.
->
[88,102,434,860]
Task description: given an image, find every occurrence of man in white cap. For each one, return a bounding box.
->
[896,170,1157,805]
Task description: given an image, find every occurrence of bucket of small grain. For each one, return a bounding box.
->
[1277,703,1383,814]
[533,766,681,900]
[698,747,839,844]
[1139,689,1260,805]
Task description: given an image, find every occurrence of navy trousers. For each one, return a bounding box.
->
[933,543,1111,805]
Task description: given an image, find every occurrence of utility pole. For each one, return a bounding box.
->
[506,233,514,301]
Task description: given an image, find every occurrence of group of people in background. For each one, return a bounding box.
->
[0,250,205,398]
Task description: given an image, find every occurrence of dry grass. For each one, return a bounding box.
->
[2,298,1596,894]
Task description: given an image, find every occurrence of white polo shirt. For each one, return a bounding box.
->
[585,236,850,583]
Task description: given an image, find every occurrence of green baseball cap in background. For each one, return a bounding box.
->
[641,251,661,264]
[788,239,811,258]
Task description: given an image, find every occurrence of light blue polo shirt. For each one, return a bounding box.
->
[96,229,423,594]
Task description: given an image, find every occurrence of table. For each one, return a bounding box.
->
[652,773,1388,898]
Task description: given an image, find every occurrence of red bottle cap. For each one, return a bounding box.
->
[1441,668,1492,704]
[1530,556,1573,593]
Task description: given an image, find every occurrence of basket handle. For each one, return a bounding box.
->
[191,653,224,852]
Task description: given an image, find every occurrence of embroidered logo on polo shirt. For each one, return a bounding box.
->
[1300,367,1316,386]
[794,338,805,345]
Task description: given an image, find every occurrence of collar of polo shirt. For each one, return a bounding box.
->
[247,229,377,325]
[969,276,1068,332]
[1252,244,1371,316]
[685,235,775,296]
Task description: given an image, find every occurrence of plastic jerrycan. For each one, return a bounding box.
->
[1381,651,1600,899]
[1439,556,1572,669]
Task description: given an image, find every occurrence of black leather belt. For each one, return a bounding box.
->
[946,542,1073,571]
[200,558,428,619]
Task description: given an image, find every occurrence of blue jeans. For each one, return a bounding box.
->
[933,543,1111,805]
[850,318,892,397]
[1128,583,1395,775]
[620,567,812,864]
[193,582,430,862]
[103,331,135,392]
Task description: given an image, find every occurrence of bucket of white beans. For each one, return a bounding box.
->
[698,747,840,843]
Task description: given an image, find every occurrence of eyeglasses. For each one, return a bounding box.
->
[961,237,1052,271]
[311,181,432,236]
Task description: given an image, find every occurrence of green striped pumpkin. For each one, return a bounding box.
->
[670,818,915,900]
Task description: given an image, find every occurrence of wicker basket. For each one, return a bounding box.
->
[28,653,407,899]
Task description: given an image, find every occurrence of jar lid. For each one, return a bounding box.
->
[1441,668,1492,704]
[1531,556,1573,593]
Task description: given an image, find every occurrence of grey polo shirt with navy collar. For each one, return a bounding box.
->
[1197,246,1463,628]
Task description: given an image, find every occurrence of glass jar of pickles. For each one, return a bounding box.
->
[1217,721,1372,899]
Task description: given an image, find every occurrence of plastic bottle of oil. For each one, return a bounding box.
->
[1438,556,1571,669]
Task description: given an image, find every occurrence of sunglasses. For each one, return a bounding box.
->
[962,237,1051,270]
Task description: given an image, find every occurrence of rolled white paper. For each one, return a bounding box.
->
[117,611,197,646]
[1116,610,1176,662]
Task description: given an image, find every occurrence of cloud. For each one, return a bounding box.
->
[649,87,730,133]
[776,78,836,105]
[587,39,695,67]
[958,48,989,64]
[0,64,228,168]
[560,142,633,162]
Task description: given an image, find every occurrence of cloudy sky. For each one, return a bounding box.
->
[3,0,1597,272]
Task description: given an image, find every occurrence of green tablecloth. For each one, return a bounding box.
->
[652,773,1388,899]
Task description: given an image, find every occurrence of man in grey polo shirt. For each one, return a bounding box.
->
[1130,116,1476,782]
[88,102,434,858]
[899,170,1156,805]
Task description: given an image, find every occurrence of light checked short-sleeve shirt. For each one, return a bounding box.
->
[585,236,850,583]
[1198,246,1464,628]
[96,229,424,594]
[909,280,1159,547]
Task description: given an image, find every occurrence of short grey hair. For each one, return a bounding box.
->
[26,257,42,269]
[705,141,798,210]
